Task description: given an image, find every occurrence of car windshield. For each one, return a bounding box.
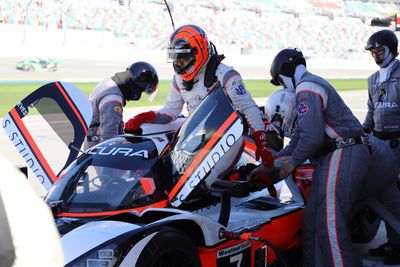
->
[46,138,162,213]
[61,165,155,212]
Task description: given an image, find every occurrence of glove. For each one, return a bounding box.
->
[251,131,274,168]
[248,165,277,197]
[125,111,156,131]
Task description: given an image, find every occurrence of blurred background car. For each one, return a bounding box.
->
[16,58,59,72]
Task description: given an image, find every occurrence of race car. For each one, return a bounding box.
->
[16,58,59,72]
[2,81,392,266]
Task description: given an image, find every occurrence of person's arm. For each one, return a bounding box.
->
[290,83,326,167]
[125,78,183,131]
[155,77,184,123]
[98,94,124,142]
[223,69,274,167]
[223,69,265,131]
[363,77,374,132]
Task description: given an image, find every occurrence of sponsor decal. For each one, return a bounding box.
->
[374,102,399,109]
[217,241,251,267]
[113,105,122,113]
[335,138,356,149]
[235,84,246,95]
[17,102,28,116]
[88,146,149,158]
[171,119,242,206]
[2,114,52,188]
[217,241,251,258]
[297,103,309,115]
[153,136,165,142]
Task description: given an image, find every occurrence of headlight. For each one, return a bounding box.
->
[67,241,126,267]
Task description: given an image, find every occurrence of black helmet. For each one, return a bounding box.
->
[270,48,306,86]
[112,61,158,101]
[127,61,159,95]
[365,29,398,56]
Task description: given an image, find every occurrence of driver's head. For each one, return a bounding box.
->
[270,48,306,92]
[125,61,159,101]
[264,88,297,138]
[167,25,211,82]
[365,29,398,68]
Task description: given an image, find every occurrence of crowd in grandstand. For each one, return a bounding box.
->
[0,0,399,59]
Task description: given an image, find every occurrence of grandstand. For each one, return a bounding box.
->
[0,0,398,59]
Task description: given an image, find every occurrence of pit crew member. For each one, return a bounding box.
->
[84,61,158,149]
[124,24,273,167]
[251,48,400,267]
[364,29,400,264]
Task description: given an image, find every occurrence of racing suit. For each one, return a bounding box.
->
[363,58,400,167]
[279,70,400,267]
[152,62,265,132]
[84,77,125,150]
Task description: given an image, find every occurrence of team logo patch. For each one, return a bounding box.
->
[297,103,309,115]
[114,106,122,113]
[235,84,246,95]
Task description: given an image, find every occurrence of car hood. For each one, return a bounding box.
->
[62,220,141,264]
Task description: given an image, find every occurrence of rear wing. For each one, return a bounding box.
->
[2,82,92,190]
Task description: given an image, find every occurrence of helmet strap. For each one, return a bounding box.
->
[279,74,295,92]
[204,54,225,88]
[378,46,395,68]
[182,79,199,91]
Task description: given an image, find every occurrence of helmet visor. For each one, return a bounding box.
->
[132,70,158,101]
[167,47,194,67]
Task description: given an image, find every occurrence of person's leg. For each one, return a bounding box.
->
[302,162,322,267]
[375,185,400,265]
[367,137,400,263]
[312,146,369,267]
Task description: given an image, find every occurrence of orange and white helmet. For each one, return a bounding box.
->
[167,25,211,81]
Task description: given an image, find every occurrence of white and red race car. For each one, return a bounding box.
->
[2,82,384,267]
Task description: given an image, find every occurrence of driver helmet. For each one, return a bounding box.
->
[365,29,399,67]
[264,88,297,138]
[270,48,306,87]
[127,61,159,100]
[167,24,211,81]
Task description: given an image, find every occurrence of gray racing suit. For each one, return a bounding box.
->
[363,58,400,167]
[153,62,265,132]
[278,70,400,267]
[84,77,125,150]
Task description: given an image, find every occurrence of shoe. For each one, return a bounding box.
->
[369,242,392,257]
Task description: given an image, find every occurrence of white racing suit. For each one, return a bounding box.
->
[276,70,400,267]
[84,77,125,150]
[153,62,265,132]
[363,58,400,168]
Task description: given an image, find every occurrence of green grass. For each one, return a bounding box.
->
[0,79,367,117]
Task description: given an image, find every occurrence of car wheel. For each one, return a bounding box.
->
[136,227,201,267]
[351,206,381,243]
